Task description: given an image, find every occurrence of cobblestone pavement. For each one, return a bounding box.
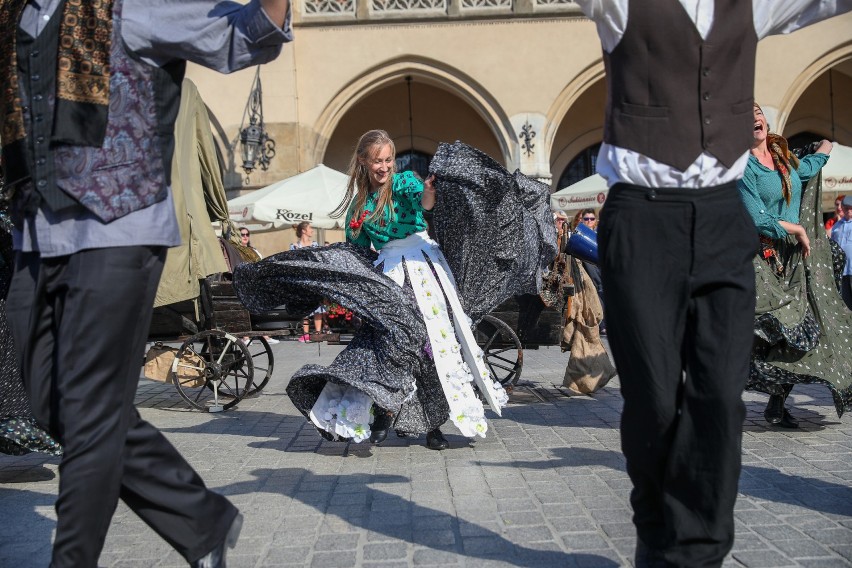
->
[1,339,850,567]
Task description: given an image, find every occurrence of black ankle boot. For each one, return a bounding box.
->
[426,428,448,450]
[764,394,784,424]
[778,408,799,428]
[370,410,393,444]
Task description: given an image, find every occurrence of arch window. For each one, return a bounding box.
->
[396,150,432,180]
[557,143,601,190]
[787,131,824,155]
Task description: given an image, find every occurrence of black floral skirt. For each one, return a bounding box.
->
[747,232,852,417]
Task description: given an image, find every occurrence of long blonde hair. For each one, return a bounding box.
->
[331,130,396,237]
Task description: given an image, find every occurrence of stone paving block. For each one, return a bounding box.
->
[771,538,834,559]
[561,532,610,551]
[499,510,547,526]
[600,521,634,539]
[804,527,852,546]
[412,515,455,531]
[263,544,312,564]
[551,515,599,534]
[542,502,587,517]
[731,550,796,567]
[311,532,360,551]
[310,550,357,567]
[734,507,787,526]
[362,541,409,560]
[495,497,538,512]
[751,523,807,541]
[501,524,557,543]
[413,529,457,547]
[411,547,461,565]
[831,544,852,562]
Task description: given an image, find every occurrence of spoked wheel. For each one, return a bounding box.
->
[172,330,253,412]
[474,314,523,388]
[241,336,274,396]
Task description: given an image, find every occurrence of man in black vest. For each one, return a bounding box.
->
[573,1,851,566]
[1,1,291,567]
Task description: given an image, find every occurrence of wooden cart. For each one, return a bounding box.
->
[142,79,306,412]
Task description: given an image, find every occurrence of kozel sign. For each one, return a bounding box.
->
[275,209,314,222]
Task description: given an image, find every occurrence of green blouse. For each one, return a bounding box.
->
[737,152,828,240]
[345,171,428,250]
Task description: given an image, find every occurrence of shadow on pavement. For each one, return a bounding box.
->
[0,487,56,567]
[483,446,852,517]
[222,467,620,567]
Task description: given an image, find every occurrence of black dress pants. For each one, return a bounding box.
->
[6,246,237,568]
[597,183,759,567]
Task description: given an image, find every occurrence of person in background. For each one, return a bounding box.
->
[239,225,279,345]
[826,194,847,236]
[572,208,605,334]
[290,221,327,341]
[831,195,852,309]
[572,208,598,231]
[239,226,262,259]
[572,1,852,566]
[2,1,292,567]
[738,102,841,428]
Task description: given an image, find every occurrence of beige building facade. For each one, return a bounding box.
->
[186,1,852,251]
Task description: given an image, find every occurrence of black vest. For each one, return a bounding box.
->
[602,0,757,170]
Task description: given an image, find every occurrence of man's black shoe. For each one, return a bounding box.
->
[764,394,785,424]
[426,428,449,450]
[190,512,242,568]
[370,410,393,444]
[778,408,799,429]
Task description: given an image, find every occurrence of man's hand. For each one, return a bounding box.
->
[261,0,289,28]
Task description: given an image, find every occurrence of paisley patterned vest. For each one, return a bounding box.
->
[6,0,186,223]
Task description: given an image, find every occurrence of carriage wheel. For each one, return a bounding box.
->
[172,330,253,411]
[241,336,274,396]
[475,315,523,388]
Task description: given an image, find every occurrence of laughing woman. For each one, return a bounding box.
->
[738,103,852,427]
[233,133,554,451]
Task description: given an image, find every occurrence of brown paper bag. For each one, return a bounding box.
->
[143,343,206,388]
[561,260,616,394]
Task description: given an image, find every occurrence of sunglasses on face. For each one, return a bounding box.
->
[240,232,249,237]
[582,217,596,221]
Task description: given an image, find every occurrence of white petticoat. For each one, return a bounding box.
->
[309,231,508,440]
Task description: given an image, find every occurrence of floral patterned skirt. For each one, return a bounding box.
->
[0,241,62,456]
[748,234,852,417]
[307,232,508,440]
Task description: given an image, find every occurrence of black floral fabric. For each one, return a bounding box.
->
[748,175,852,417]
[429,142,557,325]
[0,206,62,456]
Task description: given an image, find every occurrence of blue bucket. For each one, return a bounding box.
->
[567,223,599,264]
